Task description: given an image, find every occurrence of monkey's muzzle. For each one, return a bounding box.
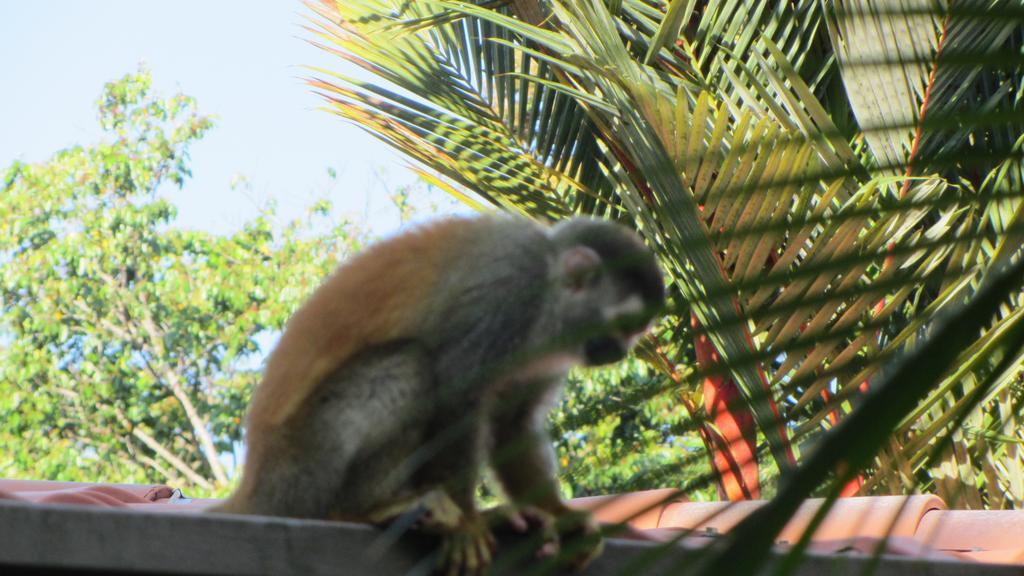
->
[583,336,626,366]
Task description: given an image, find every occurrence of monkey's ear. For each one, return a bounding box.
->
[560,246,602,291]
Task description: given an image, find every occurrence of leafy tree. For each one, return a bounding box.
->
[0,69,362,495]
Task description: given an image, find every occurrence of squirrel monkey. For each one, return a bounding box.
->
[211,215,664,574]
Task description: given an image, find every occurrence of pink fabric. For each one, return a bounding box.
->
[0,479,212,511]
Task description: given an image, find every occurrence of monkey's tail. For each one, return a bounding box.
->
[205,491,249,515]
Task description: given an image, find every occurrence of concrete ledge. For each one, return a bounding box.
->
[0,500,1020,575]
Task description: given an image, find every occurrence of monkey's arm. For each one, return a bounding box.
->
[490,394,604,571]
[490,408,567,515]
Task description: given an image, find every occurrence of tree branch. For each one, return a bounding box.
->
[114,408,213,491]
[95,271,230,486]
[135,294,229,486]
[136,453,181,488]
[70,298,136,344]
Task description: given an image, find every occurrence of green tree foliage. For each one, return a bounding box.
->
[0,69,362,495]
[552,359,716,500]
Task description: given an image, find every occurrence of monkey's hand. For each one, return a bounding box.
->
[439,514,496,576]
[484,505,559,557]
[484,505,601,571]
[552,508,604,572]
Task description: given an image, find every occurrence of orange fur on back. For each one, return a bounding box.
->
[244,217,474,431]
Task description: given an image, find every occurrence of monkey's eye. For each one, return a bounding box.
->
[567,267,602,293]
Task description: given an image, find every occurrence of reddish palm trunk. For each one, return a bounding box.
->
[691,314,760,500]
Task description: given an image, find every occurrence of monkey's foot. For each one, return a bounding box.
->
[439,516,496,576]
[553,508,604,572]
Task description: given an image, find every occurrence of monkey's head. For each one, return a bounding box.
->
[548,218,665,367]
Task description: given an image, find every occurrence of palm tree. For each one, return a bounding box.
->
[303,0,1024,565]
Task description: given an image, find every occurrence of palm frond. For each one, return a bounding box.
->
[309,0,1024,555]
[825,0,1022,179]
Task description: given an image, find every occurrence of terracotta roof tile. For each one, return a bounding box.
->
[917,510,1024,563]
[575,490,1023,565]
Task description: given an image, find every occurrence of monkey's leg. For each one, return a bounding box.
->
[313,342,437,522]
[226,342,433,522]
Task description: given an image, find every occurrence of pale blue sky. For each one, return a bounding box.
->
[0,0,453,235]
